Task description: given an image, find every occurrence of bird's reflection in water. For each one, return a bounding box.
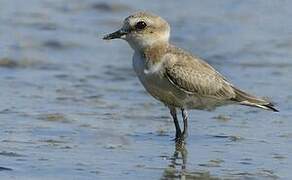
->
[161,140,218,180]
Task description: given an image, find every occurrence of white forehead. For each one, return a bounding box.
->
[128,17,153,26]
[125,15,155,27]
[123,12,166,27]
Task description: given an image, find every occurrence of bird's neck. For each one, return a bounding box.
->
[138,42,169,64]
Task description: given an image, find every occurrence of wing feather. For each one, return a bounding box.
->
[164,50,235,100]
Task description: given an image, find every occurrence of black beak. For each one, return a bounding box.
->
[103,29,127,40]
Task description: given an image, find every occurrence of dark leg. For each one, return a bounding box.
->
[181,108,188,139]
[169,107,181,139]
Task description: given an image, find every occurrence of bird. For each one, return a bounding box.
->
[103,12,278,142]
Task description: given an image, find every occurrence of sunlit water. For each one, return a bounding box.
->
[0,0,292,179]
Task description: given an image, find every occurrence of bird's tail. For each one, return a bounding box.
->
[232,87,279,112]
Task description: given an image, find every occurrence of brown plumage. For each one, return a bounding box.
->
[162,46,278,112]
[103,11,278,141]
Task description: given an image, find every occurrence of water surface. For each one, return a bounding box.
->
[0,0,292,179]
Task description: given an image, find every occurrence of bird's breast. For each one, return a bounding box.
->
[132,52,163,86]
[132,52,186,107]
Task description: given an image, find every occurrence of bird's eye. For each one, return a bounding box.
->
[135,21,147,30]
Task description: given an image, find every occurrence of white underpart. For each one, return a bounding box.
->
[144,60,164,74]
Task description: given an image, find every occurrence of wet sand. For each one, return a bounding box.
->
[0,0,292,179]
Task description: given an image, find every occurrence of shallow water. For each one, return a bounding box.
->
[0,0,292,179]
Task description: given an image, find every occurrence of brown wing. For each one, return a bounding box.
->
[164,50,236,100]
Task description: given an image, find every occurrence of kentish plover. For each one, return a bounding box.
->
[103,12,278,142]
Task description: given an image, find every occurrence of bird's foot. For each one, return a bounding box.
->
[173,132,187,143]
[182,130,188,139]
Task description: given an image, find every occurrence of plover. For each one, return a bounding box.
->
[103,12,278,141]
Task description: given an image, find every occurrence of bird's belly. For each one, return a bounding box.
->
[183,95,228,110]
[138,74,229,110]
[138,71,184,107]
[139,76,224,109]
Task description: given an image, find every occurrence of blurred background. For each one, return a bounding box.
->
[0,0,291,179]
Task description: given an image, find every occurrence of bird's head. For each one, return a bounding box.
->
[103,12,170,51]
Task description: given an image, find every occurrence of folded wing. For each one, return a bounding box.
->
[164,54,235,100]
[163,48,278,112]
